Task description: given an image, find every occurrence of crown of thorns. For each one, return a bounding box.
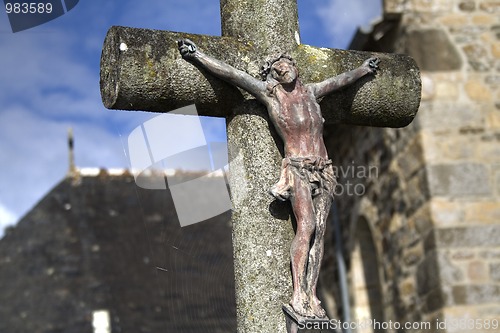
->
[259,53,296,80]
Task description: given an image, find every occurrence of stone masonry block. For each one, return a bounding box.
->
[439,13,469,26]
[409,203,433,237]
[476,139,500,163]
[419,133,472,164]
[459,1,476,12]
[434,226,500,248]
[417,103,484,131]
[406,169,429,215]
[427,163,492,197]
[493,42,500,58]
[437,251,465,285]
[384,0,407,14]
[412,0,454,12]
[465,79,494,100]
[406,29,462,71]
[430,199,465,227]
[467,260,489,282]
[452,285,500,305]
[472,14,497,25]
[479,2,500,13]
[496,170,500,196]
[490,263,500,282]
[397,135,424,180]
[480,249,500,260]
[450,249,475,261]
[465,201,500,224]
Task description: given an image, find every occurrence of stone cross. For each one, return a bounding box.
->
[100,1,421,332]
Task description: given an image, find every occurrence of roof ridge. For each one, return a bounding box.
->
[68,167,226,178]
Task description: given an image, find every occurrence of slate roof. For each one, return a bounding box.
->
[0,170,236,333]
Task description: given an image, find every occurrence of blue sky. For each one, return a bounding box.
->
[0,0,382,236]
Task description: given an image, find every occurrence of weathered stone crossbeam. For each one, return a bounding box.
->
[100,26,421,127]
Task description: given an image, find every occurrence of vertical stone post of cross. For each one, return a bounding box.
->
[220,1,299,332]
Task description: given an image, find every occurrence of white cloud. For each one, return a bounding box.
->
[0,203,17,238]
[0,31,103,122]
[316,0,382,48]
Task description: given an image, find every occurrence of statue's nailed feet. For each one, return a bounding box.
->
[289,292,328,319]
[290,292,327,319]
[310,296,326,318]
[290,297,310,318]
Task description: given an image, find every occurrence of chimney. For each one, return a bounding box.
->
[67,128,80,185]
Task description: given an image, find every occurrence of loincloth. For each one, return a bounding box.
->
[269,156,336,201]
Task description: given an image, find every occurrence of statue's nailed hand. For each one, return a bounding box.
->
[177,39,198,59]
[362,57,380,74]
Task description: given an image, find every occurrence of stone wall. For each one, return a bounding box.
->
[321,0,500,332]
[322,120,430,331]
[399,0,500,330]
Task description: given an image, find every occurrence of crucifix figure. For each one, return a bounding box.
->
[177,39,379,319]
[100,1,420,331]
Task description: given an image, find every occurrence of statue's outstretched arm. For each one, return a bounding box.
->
[178,39,268,102]
[309,58,380,99]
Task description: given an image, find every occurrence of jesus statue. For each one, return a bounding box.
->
[178,38,379,318]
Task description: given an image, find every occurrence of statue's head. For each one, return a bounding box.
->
[260,54,298,84]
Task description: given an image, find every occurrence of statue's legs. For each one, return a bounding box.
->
[306,192,333,318]
[289,178,315,317]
